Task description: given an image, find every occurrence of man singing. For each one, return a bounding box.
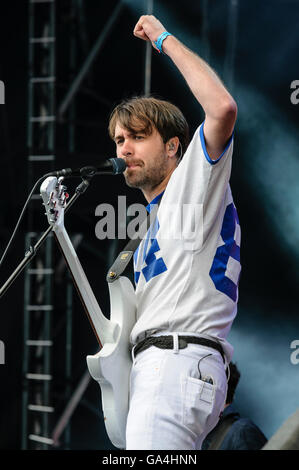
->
[108,15,240,450]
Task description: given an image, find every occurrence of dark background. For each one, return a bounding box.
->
[0,0,298,450]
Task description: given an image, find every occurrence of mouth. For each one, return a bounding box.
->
[126,161,142,170]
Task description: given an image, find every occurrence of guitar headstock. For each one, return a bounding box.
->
[40,176,69,228]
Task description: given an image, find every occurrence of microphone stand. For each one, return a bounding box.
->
[0,176,91,299]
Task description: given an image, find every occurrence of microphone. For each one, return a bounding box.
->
[46,158,127,178]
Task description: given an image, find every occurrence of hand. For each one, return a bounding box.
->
[133,15,166,51]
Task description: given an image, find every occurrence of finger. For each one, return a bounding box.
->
[133,29,149,41]
[133,16,145,34]
[133,23,150,41]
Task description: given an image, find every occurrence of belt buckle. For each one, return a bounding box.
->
[178,338,187,349]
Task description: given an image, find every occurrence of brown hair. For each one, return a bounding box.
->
[108,95,190,158]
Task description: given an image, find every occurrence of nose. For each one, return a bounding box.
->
[120,139,133,158]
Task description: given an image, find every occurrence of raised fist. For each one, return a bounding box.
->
[133,15,166,51]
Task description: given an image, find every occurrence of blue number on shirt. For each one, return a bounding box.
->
[209,203,241,301]
[134,217,167,284]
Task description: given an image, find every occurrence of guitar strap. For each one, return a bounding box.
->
[106,202,160,283]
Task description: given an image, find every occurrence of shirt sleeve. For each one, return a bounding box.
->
[159,122,235,250]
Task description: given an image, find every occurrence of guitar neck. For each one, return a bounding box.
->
[53,225,118,347]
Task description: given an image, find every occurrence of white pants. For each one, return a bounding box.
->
[126,335,228,450]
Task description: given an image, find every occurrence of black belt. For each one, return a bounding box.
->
[133,335,225,362]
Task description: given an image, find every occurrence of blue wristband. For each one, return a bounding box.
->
[154,31,172,54]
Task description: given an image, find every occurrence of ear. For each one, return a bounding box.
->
[166,137,180,158]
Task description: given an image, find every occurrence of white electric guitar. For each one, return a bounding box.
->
[40,176,136,449]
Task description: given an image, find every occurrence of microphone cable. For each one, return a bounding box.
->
[0,158,126,269]
[0,174,49,269]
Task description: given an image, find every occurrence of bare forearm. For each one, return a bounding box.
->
[133,15,236,121]
[133,15,237,156]
[162,35,236,120]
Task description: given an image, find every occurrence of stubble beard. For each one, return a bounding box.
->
[124,152,169,192]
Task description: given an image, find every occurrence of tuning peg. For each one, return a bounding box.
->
[47,191,54,205]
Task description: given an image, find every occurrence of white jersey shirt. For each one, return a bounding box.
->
[130,122,241,362]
